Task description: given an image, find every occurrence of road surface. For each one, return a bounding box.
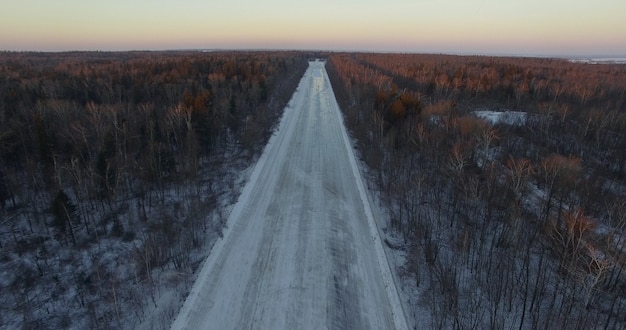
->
[171,60,408,330]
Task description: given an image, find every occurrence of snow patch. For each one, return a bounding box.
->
[474,109,527,126]
[569,57,626,65]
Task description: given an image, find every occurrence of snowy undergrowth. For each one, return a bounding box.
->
[473,109,527,126]
[0,148,259,330]
[135,153,257,330]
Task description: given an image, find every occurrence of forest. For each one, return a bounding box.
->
[0,50,309,329]
[325,53,626,329]
[1,50,625,329]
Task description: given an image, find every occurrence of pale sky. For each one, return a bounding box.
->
[1,0,625,56]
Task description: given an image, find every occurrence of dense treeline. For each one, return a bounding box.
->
[326,53,626,329]
[0,51,308,329]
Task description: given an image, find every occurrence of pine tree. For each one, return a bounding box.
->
[0,168,9,209]
[51,190,80,245]
[34,113,53,166]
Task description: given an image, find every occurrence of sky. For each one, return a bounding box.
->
[1,0,625,57]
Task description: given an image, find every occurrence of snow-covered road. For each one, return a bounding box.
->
[171,60,408,330]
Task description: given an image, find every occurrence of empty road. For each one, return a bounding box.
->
[171,60,407,330]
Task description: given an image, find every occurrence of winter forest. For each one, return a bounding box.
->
[1,51,625,329]
[326,53,626,329]
[0,51,309,328]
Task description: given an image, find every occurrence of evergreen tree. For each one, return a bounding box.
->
[34,113,54,166]
[228,94,239,132]
[51,190,80,245]
[0,168,9,209]
[96,132,117,197]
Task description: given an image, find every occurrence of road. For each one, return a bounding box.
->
[171,60,408,330]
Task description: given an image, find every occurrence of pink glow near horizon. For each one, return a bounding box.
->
[1,0,625,56]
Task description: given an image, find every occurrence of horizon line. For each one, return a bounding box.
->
[1,47,625,60]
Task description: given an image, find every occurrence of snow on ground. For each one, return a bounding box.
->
[473,109,527,126]
[569,58,626,65]
[170,61,408,330]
